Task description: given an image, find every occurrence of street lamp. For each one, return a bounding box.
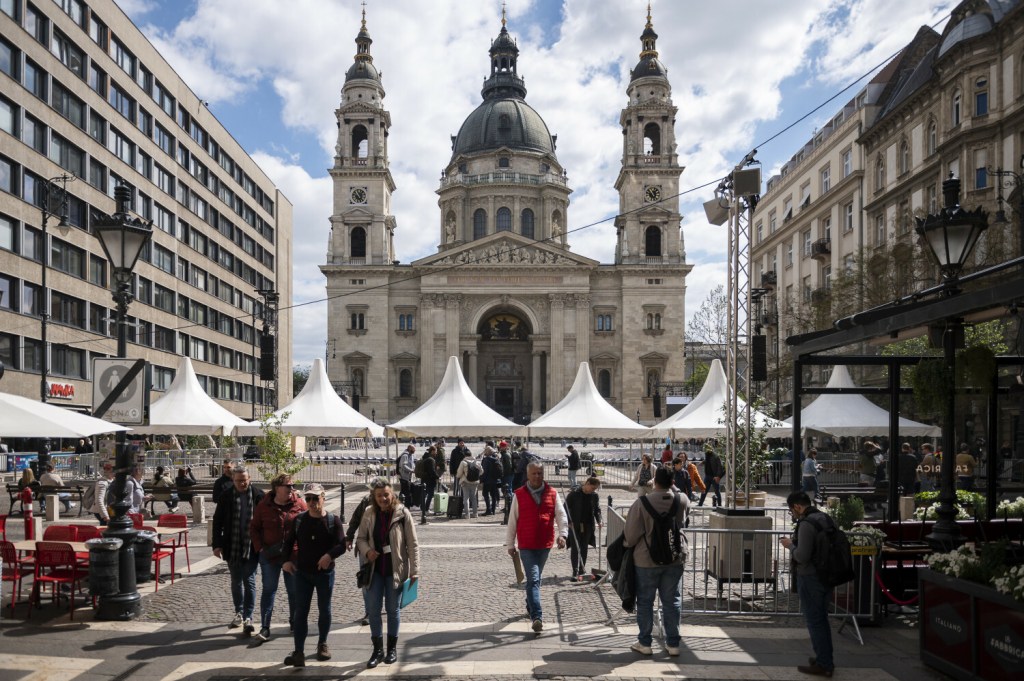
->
[92,184,153,620]
[915,174,988,552]
[636,408,641,423]
[371,408,376,424]
[39,174,75,403]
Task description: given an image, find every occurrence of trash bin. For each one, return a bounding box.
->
[87,537,123,596]
[134,530,157,583]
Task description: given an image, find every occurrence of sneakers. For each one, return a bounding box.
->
[666,646,680,657]
[532,618,544,633]
[316,642,331,661]
[255,627,270,642]
[631,642,653,655]
[242,618,254,637]
[228,613,243,629]
[284,651,305,667]
[797,663,834,677]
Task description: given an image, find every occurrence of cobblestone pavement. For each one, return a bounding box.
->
[0,481,949,680]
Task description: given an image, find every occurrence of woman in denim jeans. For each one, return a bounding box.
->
[249,473,306,642]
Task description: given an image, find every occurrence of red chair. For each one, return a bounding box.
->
[70,525,102,541]
[28,541,88,620]
[144,526,176,592]
[0,514,8,541]
[128,513,145,530]
[157,514,190,572]
[1,540,34,615]
[42,525,79,541]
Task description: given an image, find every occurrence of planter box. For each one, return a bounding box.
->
[919,568,1024,680]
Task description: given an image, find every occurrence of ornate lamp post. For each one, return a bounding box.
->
[39,174,75,403]
[92,185,153,620]
[915,174,988,552]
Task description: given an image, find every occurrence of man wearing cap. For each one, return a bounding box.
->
[505,461,568,633]
[282,483,345,667]
[212,465,265,637]
[397,444,416,507]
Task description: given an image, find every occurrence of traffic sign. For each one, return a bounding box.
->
[92,358,148,425]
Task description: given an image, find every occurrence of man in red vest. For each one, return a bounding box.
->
[505,460,568,633]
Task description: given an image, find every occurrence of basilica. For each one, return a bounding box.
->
[322,9,691,424]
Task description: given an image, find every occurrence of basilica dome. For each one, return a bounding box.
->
[452,98,555,157]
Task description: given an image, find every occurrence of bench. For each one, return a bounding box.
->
[5,482,86,516]
[817,485,889,507]
[142,483,217,518]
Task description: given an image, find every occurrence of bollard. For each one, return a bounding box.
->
[45,494,60,521]
[87,537,123,596]
[191,494,206,524]
[21,487,35,539]
[133,530,157,583]
[338,483,346,525]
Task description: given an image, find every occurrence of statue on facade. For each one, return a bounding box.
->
[445,218,456,243]
[552,216,562,239]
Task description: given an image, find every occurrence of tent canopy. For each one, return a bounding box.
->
[785,364,940,437]
[387,356,526,437]
[235,358,383,438]
[0,391,128,438]
[528,362,649,438]
[646,359,789,439]
[133,356,250,436]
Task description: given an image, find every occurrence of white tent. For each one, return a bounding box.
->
[133,356,250,436]
[235,358,384,438]
[387,356,526,437]
[0,391,129,438]
[785,365,940,436]
[647,359,790,438]
[528,362,650,438]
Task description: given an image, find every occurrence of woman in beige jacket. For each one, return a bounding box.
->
[356,478,420,668]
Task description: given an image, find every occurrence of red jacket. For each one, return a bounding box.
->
[249,491,307,562]
[515,484,557,550]
[660,447,674,464]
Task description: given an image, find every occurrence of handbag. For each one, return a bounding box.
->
[357,560,374,588]
[262,541,285,560]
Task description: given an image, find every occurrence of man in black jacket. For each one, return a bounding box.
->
[212,465,265,636]
[211,460,235,504]
[566,445,582,488]
[564,476,601,580]
[449,439,469,478]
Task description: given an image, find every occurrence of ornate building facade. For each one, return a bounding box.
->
[322,10,691,424]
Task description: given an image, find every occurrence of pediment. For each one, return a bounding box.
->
[343,351,372,362]
[413,232,598,268]
[339,102,383,116]
[635,204,676,219]
[390,352,419,362]
[339,207,374,221]
[639,351,669,362]
[590,352,619,362]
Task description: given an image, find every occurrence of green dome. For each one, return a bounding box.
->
[452,98,555,157]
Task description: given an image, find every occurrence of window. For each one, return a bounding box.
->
[975,77,988,116]
[22,114,44,153]
[154,123,173,156]
[0,0,15,19]
[595,313,613,331]
[89,13,107,48]
[50,81,85,128]
[110,38,135,77]
[50,28,84,78]
[899,141,909,175]
[50,238,85,277]
[928,121,937,155]
[802,275,812,302]
[152,243,174,274]
[350,312,365,330]
[0,154,13,194]
[90,254,106,287]
[51,344,85,378]
[24,59,46,99]
[820,165,830,194]
[843,202,854,232]
[496,207,512,231]
[928,183,938,212]
[520,208,535,238]
[23,226,42,261]
[1,37,17,79]
[597,369,611,398]
[399,369,413,398]
[51,291,85,328]
[0,213,14,251]
[644,225,661,257]
[786,242,793,266]
[975,149,988,189]
[109,128,134,166]
[88,158,106,191]
[48,134,84,178]
[22,282,41,316]
[108,81,134,121]
[154,327,175,352]
[800,183,811,207]
[350,226,366,258]
[25,3,47,43]
[473,208,486,239]
[802,230,811,257]
[783,198,793,221]
[875,157,885,191]
[0,332,15,371]
[875,214,886,245]
[136,276,152,305]
[54,0,84,26]
[0,274,14,310]
[842,149,852,178]
[153,365,175,390]
[952,89,962,126]
[136,108,151,136]
[769,211,777,233]
[398,313,415,330]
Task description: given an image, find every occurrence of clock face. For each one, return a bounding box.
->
[350,187,367,204]
[645,185,662,203]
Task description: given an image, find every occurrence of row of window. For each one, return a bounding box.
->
[1,0,277,224]
[469,207,537,240]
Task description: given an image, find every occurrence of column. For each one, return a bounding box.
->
[419,295,435,399]
[548,294,565,403]
[445,294,461,360]
[531,351,542,419]
[574,294,590,368]
[468,350,478,395]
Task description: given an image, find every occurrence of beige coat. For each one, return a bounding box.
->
[356,502,421,590]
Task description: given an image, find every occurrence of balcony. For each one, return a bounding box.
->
[440,170,569,189]
[811,238,831,260]
[760,311,778,327]
[760,271,777,289]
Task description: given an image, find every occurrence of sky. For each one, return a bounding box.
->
[116,0,955,369]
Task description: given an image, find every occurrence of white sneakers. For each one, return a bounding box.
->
[228,613,243,628]
[667,645,680,656]
[630,642,653,655]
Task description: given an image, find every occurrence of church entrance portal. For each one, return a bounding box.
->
[476,310,534,423]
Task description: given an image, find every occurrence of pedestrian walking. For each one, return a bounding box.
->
[481,443,502,515]
[697,448,724,507]
[211,465,264,637]
[457,451,483,518]
[918,443,938,491]
[564,476,601,581]
[801,449,821,497]
[499,441,514,507]
[249,473,307,642]
[897,442,919,495]
[397,444,416,507]
[565,445,582,488]
[346,492,374,626]
[211,460,235,504]
[90,460,115,526]
[356,478,420,668]
[631,454,657,497]
[505,461,568,632]
[779,490,836,678]
[416,445,439,525]
[624,467,688,656]
[670,456,693,500]
[281,483,346,667]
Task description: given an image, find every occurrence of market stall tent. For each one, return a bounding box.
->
[0,391,128,438]
[528,362,649,438]
[133,355,250,436]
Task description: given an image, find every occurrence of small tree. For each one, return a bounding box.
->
[255,411,307,481]
[683,361,710,397]
[716,396,775,493]
[687,285,729,362]
[293,364,311,396]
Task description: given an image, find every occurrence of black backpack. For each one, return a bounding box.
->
[803,511,855,587]
[639,495,684,565]
[465,460,482,482]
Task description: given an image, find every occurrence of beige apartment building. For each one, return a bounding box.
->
[322,11,691,424]
[0,0,293,420]
[753,0,1022,415]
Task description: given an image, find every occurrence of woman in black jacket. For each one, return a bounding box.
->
[564,476,602,581]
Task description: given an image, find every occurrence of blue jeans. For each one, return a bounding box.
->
[519,548,550,621]
[259,553,296,630]
[293,569,335,651]
[366,570,400,638]
[802,476,819,496]
[502,476,514,504]
[698,479,721,506]
[228,555,259,619]
[567,469,578,488]
[797,571,834,672]
[635,564,684,647]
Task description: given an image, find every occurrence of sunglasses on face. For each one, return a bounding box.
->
[305,495,323,503]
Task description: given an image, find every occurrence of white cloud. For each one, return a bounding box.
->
[134,0,948,368]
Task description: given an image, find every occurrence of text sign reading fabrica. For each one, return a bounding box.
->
[92,358,148,425]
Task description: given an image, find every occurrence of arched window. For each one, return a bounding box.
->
[351,125,368,158]
[350,312,365,330]
[598,369,611,398]
[952,89,962,126]
[496,207,512,231]
[521,208,535,238]
[498,157,510,168]
[899,141,910,175]
[644,225,662,256]
[350,226,366,258]
[646,313,654,329]
[399,369,413,397]
[654,313,661,330]
[473,209,487,239]
[643,122,661,155]
[928,120,937,156]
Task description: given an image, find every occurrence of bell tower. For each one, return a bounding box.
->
[613,4,684,265]
[328,8,397,265]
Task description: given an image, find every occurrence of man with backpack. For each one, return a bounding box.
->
[456,452,484,518]
[397,444,416,507]
[415,446,439,525]
[623,467,688,656]
[779,490,842,678]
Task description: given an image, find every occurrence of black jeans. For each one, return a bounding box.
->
[482,482,500,514]
[420,479,436,518]
[570,536,591,576]
[399,478,411,507]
